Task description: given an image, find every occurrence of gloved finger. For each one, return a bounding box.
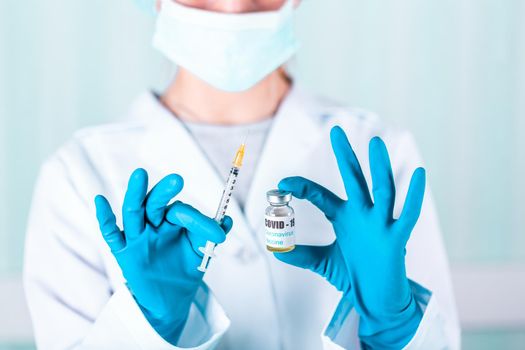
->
[278,176,343,220]
[145,174,184,227]
[190,216,233,255]
[165,201,226,244]
[369,137,396,218]
[95,195,125,252]
[122,168,148,240]
[330,126,372,206]
[220,215,234,234]
[395,167,426,238]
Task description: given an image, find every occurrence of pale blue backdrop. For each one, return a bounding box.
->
[0,0,524,348]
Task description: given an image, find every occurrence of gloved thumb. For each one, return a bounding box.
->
[274,243,351,294]
[273,244,333,275]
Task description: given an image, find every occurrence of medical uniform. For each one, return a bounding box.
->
[24,86,460,349]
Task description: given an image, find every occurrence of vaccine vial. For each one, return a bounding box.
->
[265,189,295,252]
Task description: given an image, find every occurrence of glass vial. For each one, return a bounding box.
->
[265,189,295,252]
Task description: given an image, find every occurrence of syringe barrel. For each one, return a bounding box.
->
[214,166,239,223]
[199,142,245,273]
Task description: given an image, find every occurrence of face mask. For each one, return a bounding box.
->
[152,0,300,92]
[133,0,156,15]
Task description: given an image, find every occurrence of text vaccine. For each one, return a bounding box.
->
[265,189,295,252]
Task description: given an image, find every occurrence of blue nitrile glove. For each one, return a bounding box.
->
[274,126,425,349]
[94,168,232,345]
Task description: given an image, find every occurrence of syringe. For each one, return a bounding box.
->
[197,141,246,272]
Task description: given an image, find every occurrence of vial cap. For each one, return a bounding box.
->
[266,189,292,205]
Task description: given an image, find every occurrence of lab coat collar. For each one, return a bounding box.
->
[134,85,324,257]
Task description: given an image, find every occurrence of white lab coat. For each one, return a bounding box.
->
[24,86,460,350]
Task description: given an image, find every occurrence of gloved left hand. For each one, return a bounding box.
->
[274,126,425,349]
[95,169,232,345]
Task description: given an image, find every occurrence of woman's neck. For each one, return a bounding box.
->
[160,68,291,125]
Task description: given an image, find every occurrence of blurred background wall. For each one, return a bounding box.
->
[1,0,524,348]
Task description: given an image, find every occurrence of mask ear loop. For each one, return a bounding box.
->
[133,0,158,16]
[277,0,296,89]
[267,65,292,121]
[266,0,295,112]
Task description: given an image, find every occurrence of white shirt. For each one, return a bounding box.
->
[23,86,461,349]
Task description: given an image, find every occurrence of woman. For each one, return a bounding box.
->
[24,0,460,349]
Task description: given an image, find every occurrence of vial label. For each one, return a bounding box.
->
[264,215,295,248]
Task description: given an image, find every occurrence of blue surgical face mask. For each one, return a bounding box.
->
[133,0,156,15]
[152,0,300,92]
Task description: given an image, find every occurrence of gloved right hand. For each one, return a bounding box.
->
[94,168,232,345]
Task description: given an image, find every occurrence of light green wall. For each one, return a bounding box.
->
[3,331,525,350]
[1,0,524,348]
[0,0,167,274]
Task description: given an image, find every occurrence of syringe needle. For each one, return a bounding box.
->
[242,130,250,145]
